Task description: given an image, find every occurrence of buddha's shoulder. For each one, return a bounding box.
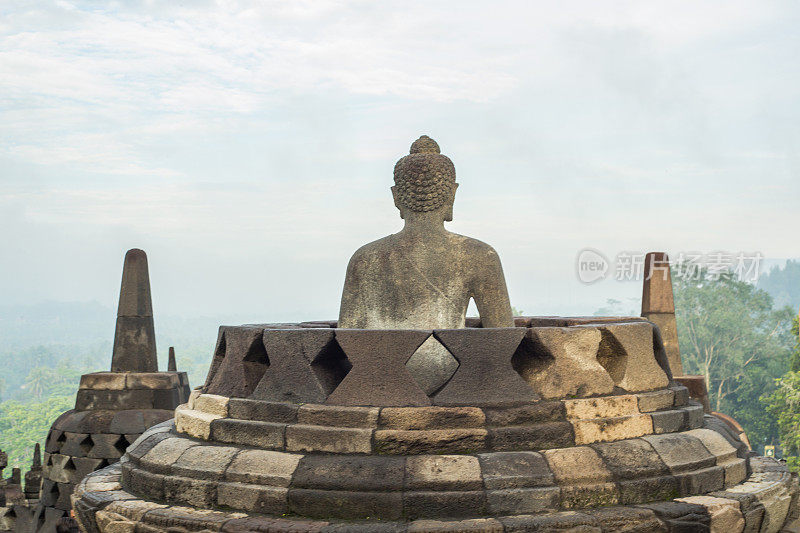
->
[346,235,399,264]
[446,232,500,258]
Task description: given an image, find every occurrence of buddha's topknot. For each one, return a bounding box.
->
[393,136,456,212]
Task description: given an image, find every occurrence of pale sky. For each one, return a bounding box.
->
[1,0,798,322]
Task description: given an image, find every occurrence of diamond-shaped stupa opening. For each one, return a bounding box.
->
[311,338,352,396]
[405,336,459,395]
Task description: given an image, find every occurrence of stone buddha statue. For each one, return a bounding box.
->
[339,135,514,393]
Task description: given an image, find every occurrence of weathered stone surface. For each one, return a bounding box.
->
[297,404,379,428]
[487,422,574,451]
[408,518,504,532]
[174,405,219,440]
[374,428,487,455]
[597,322,669,392]
[586,506,668,532]
[109,411,147,435]
[405,455,483,491]
[638,389,676,412]
[139,437,197,475]
[204,327,269,398]
[564,395,639,419]
[126,372,179,390]
[326,329,432,406]
[685,403,705,429]
[163,476,217,507]
[676,375,712,412]
[572,413,653,445]
[122,465,165,501]
[518,327,614,398]
[80,373,127,390]
[403,490,487,519]
[591,439,669,480]
[641,252,683,375]
[543,446,614,485]
[194,394,230,417]
[651,409,687,434]
[111,249,157,373]
[483,401,565,426]
[210,419,285,448]
[292,455,405,491]
[253,329,350,403]
[171,444,239,480]
[432,328,535,406]
[677,495,744,532]
[225,449,301,486]
[499,511,600,532]
[643,433,716,474]
[486,486,560,515]
[218,482,288,514]
[687,428,747,487]
[227,398,298,423]
[289,488,403,520]
[285,424,372,453]
[379,406,485,429]
[477,451,555,489]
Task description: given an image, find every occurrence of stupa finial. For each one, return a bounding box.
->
[168,346,177,371]
[111,248,157,372]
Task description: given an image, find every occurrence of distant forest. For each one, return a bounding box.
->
[1,260,799,475]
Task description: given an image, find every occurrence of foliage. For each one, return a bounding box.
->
[0,395,75,476]
[674,270,794,448]
[762,316,800,466]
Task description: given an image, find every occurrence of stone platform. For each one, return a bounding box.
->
[72,320,799,532]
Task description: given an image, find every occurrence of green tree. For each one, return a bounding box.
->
[675,270,794,447]
[762,316,800,467]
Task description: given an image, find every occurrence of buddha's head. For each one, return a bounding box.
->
[392,135,458,221]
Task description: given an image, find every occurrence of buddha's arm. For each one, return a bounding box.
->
[472,248,514,328]
[338,254,365,328]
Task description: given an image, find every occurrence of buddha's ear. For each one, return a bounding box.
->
[445,183,458,222]
[391,186,404,219]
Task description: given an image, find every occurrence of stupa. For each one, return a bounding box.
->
[73,138,797,532]
[38,249,191,526]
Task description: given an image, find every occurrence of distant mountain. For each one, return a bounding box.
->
[758,260,800,312]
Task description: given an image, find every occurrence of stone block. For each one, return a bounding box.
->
[672,385,690,406]
[292,455,405,491]
[163,476,217,507]
[676,466,725,495]
[638,389,676,412]
[205,326,269,398]
[104,499,167,522]
[560,482,620,509]
[142,505,232,530]
[253,329,348,403]
[643,433,716,474]
[651,409,687,434]
[125,372,179,390]
[75,389,156,411]
[288,488,403,520]
[297,404,379,428]
[379,406,485,429]
[172,444,239,480]
[596,322,669,392]
[152,388,181,409]
[175,405,220,440]
[486,486,560,514]
[286,424,372,453]
[564,395,639,419]
[487,422,574,451]
[125,431,171,462]
[373,429,487,455]
[109,411,146,435]
[222,517,328,533]
[686,428,739,462]
[676,495,744,532]
[432,328,535,406]
[210,419,286,448]
[217,482,288,514]
[618,476,680,505]
[572,413,653,445]
[227,398,299,423]
[111,316,157,373]
[591,439,669,479]
[79,373,127,390]
[518,327,614,398]
[477,451,555,489]
[638,500,712,530]
[585,506,667,532]
[408,518,504,533]
[225,449,301,486]
[327,329,432,406]
[59,432,93,457]
[139,437,198,475]
[685,403,705,429]
[403,490,487,520]
[187,389,201,409]
[121,465,165,500]
[405,455,483,491]
[86,434,128,459]
[483,401,565,426]
[194,394,230,417]
[499,511,601,532]
[543,446,613,485]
